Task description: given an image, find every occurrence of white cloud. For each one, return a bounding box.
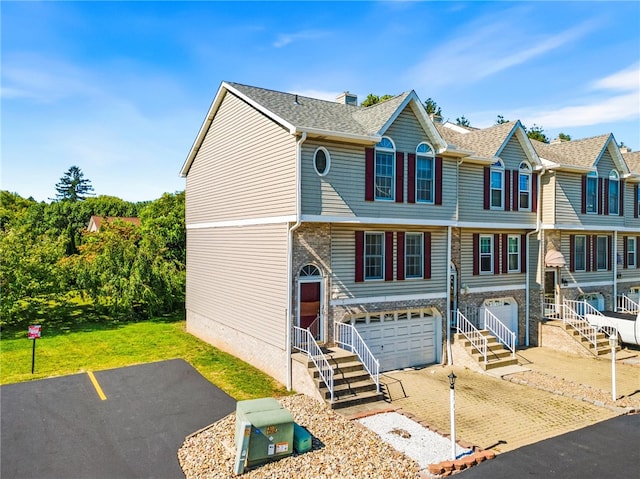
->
[273,29,327,48]
[591,64,640,91]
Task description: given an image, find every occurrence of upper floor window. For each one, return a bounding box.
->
[364,232,384,280]
[490,160,504,209]
[375,137,395,200]
[507,235,520,272]
[416,143,434,203]
[628,237,637,268]
[586,171,598,213]
[596,236,608,271]
[574,235,586,271]
[313,147,330,176]
[609,170,619,215]
[480,234,493,273]
[519,162,532,210]
[405,232,424,278]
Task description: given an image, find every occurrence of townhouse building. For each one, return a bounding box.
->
[181,81,639,400]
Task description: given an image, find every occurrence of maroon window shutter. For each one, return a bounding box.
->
[532,174,538,213]
[493,233,500,275]
[504,170,511,211]
[395,152,404,203]
[635,185,639,218]
[365,148,374,201]
[423,232,432,279]
[637,236,640,268]
[591,235,598,271]
[586,235,592,272]
[407,153,416,204]
[483,167,490,210]
[569,235,575,272]
[397,232,405,280]
[473,233,480,275]
[619,181,624,216]
[521,234,527,273]
[355,231,364,282]
[385,232,394,281]
[623,236,628,269]
[604,178,610,215]
[512,170,519,212]
[435,157,443,205]
[581,175,587,214]
[501,234,508,273]
[597,178,604,215]
[608,235,613,271]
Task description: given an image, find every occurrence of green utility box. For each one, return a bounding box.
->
[293,423,312,453]
[234,398,294,475]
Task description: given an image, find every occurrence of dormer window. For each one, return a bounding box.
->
[416,143,434,203]
[519,162,532,211]
[375,137,395,200]
[586,171,598,214]
[490,160,505,209]
[609,170,619,215]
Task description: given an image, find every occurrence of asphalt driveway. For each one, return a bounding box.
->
[1,359,236,479]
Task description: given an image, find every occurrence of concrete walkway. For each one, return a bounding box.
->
[341,346,640,454]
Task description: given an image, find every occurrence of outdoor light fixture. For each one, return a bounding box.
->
[448,371,457,460]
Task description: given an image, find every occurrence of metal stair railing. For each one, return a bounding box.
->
[334,322,380,393]
[561,300,599,350]
[292,325,334,402]
[617,294,640,315]
[578,300,618,339]
[483,309,516,358]
[456,310,487,366]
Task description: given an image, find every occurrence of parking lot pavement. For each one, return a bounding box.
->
[458,414,640,478]
[1,359,236,479]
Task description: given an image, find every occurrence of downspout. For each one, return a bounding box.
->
[525,166,546,347]
[446,225,452,365]
[286,131,307,391]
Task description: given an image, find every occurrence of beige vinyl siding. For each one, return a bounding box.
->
[185,223,289,349]
[300,140,457,222]
[541,173,556,224]
[186,91,297,225]
[617,234,640,282]
[384,107,432,153]
[499,135,530,170]
[625,181,640,228]
[457,163,537,225]
[560,232,615,284]
[595,150,616,176]
[459,230,529,289]
[554,171,625,227]
[330,224,448,299]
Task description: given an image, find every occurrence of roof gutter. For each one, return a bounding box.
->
[286,131,307,391]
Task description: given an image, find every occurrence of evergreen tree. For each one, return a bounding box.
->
[54,166,95,202]
[456,116,470,127]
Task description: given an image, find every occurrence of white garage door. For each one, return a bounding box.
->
[352,310,438,372]
[482,298,518,346]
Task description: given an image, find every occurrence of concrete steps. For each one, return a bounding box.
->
[557,322,620,356]
[455,331,518,370]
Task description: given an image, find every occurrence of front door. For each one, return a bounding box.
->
[544,270,558,316]
[299,281,321,340]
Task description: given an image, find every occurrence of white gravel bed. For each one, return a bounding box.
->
[358,412,471,469]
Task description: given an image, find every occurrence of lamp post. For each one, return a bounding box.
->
[448,371,457,461]
[609,335,617,401]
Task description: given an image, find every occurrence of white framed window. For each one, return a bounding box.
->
[480,234,493,273]
[574,235,586,272]
[519,162,531,211]
[313,147,330,176]
[628,237,637,268]
[364,232,384,280]
[609,170,619,215]
[508,235,520,272]
[375,137,395,200]
[416,143,434,203]
[490,160,504,209]
[405,232,423,279]
[596,236,608,271]
[586,171,598,214]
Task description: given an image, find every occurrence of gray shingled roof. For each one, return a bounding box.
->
[436,121,516,158]
[227,81,410,137]
[623,151,640,174]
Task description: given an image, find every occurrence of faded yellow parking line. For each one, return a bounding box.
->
[87,371,107,400]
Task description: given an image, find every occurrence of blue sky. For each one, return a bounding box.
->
[3,1,639,203]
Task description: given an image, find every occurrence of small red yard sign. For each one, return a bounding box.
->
[28,325,42,339]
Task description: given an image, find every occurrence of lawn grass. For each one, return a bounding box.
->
[0,315,290,400]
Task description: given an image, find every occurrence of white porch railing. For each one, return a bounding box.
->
[334,322,380,393]
[542,296,561,318]
[292,325,334,402]
[617,294,640,315]
[456,310,487,365]
[483,309,516,358]
[565,299,618,340]
[561,300,601,350]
